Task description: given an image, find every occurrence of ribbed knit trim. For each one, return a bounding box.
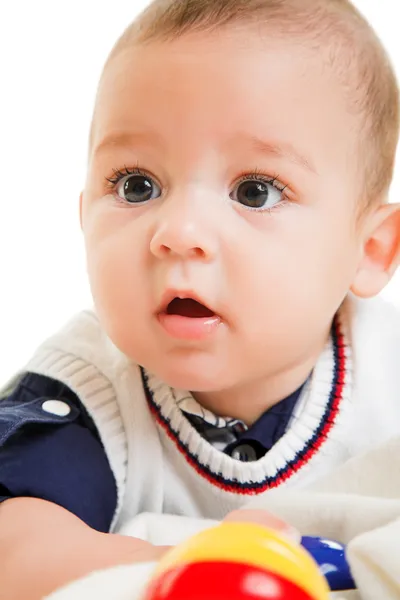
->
[142,313,352,494]
[25,346,127,530]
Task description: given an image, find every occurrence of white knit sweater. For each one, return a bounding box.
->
[8,294,399,533]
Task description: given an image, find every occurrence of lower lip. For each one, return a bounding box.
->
[158,313,222,340]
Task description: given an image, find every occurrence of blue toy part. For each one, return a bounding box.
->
[301,536,356,592]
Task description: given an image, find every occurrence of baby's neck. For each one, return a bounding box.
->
[192,344,325,427]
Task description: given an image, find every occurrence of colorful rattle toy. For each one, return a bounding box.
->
[302,536,355,591]
[144,522,333,600]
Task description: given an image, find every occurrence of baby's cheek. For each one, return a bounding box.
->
[85,243,136,326]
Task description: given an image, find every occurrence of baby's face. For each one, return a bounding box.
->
[82,31,363,392]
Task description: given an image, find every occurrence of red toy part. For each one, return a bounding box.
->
[144,561,315,600]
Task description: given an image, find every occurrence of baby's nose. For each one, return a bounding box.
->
[149,196,218,261]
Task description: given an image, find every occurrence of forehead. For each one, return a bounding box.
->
[91,31,358,178]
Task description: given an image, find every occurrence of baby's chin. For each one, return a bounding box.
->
[145,359,235,394]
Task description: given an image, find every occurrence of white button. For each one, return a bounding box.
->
[42,400,71,417]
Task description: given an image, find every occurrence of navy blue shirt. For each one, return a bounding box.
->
[0,373,303,530]
[0,373,117,532]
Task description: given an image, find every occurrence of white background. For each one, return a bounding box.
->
[0,1,398,385]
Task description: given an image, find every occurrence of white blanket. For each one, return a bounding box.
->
[46,437,400,600]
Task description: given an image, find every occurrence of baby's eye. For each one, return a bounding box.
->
[230,177,283,210]
[116,173,162,204]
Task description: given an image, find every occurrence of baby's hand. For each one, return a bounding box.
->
[223,508,301,543]
[99,531,171,564]
[100,510,298,570]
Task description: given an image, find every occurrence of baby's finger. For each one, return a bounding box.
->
[223,508,301,544]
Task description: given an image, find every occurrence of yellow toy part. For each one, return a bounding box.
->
[154,522,330,600]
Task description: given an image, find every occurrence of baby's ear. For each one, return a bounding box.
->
[351,203,400,298]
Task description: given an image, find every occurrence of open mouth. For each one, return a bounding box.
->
[166,297,215,319]
[158,294,221,339]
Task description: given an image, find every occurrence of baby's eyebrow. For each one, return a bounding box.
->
[93,131,165,158]
[235,133,316,174]
[93,130,316,174]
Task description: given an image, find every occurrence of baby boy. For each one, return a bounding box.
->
[0,0,399,598]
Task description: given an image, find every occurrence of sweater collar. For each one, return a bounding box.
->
[142,310,352,493]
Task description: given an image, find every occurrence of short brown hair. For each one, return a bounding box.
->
[102,0,399,207]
